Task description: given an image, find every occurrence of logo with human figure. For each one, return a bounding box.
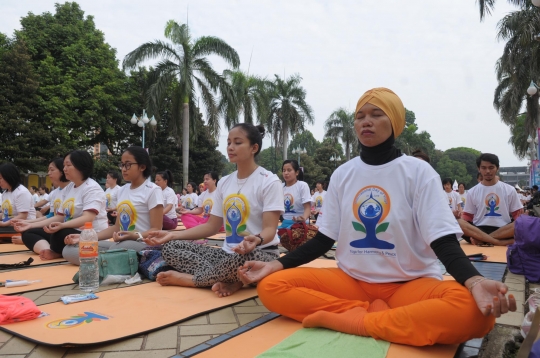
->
[52,198,62,216]
[223,194,250,244]
[350,186,394,249]
[106,193,111,209]
[47,312,109,329]
[448,197,453,207]
[484,193,502,217]
[284,193,296,214]
[117,201,137,231]
[1,200,12,222]
[62,198,75,222]
[202,198,213,218]
[314,195,323,209]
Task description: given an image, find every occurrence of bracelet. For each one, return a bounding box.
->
[467,277,487,293]
[255,234,264,246]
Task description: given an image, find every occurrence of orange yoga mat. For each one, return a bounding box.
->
[0,264,78,294]
[1,253,65,266]
[196,316,459,358]
[0,243,31,254]
[207,233,226,240]
[459,240,508,263]
[0,282,259,346]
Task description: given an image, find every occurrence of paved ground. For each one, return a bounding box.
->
[0,244,535,358]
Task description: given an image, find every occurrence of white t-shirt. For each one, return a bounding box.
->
[458,191,467,208]
[318,156,462,283]
[44,187,65,215]
[32,193,39,204]
[283,181,311,221]
[182,193,198,210]
[59,179,108,232]
[162,187,178,220]
[311,190,326,212]
[445,191,462,212]
[116,181,163,232]
[211,167,284,254]
[105,185,121,210]
[1,185,36,221]
[39,193,50,203]
[464,181,523,227]
[198,189,218,219]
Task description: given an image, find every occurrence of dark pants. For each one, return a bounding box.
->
[107,211,116,225]
[0,226,18,234]
[22,227,79,253]
[462,225,500,243]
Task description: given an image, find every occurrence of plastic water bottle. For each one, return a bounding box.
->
[79,222,99,292]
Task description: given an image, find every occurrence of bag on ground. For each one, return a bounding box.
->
[72,249,139,284]
[278,222,318,252]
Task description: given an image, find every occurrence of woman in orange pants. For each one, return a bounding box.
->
[239,87,516,346]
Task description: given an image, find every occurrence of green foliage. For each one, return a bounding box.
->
[257,147,283,174]
[93,154,120,183]
[444,147,482,188]
[287,130,321,158]
[324,108,356,160]
[220,155,236,177]
[394,108,435,157]
[16,2,138,156]
[435,155,471,187]
[314,138,344,183]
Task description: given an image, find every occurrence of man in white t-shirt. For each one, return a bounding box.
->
[310,180,326,221]
[442,178,462,218]
[459,153,523,246]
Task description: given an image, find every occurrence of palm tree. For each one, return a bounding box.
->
[476,0,529,20]
[262,74,314,160]
[123,20,240,186]
[324,108,356,161]
[218,70,267,129]
[508,113,534,159]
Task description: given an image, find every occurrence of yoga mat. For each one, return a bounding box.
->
[1,253,66,266]
[0,244,30,253]
[0,282,259,346]
[459,240,508,263]
[195,316,459,358]
[207,233,226,240]
[0,264,78,294]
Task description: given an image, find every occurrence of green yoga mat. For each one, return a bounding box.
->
[258,328,390,358]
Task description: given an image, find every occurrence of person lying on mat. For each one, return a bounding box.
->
[145,123,283,298]
[12,158,71,244]
[237,88,517,347]
[280,159,311,228]
[179,171,220,230]
[0,163,37,232]
[16,151,107,260]
[155,170,178,230]
[457,153,522,246]
[62,146,163,265]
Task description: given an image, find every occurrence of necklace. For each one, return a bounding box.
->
[237,166,259,194]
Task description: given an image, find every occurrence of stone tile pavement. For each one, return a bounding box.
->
[0,248,533,358]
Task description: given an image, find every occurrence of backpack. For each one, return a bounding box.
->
[507,215,540,283]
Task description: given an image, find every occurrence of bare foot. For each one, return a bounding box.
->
[211,281,244,298]
[156,271,196,287]
[39,249,62,260]
[11,236,22,245]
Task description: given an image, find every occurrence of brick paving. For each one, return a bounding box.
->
[0,245,531,358]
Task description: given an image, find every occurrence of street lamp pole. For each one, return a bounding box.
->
[130,109,157,149]
[292,147,307,165]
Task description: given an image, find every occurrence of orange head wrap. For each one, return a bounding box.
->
[355,88,406,138]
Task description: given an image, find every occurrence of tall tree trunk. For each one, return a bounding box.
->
[345,141,350,161]
[182,101,189,187]
[282,122,289,160]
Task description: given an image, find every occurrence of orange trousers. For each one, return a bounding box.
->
[258,267,495,346]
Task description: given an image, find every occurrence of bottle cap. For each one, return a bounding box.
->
[83,222,93,229]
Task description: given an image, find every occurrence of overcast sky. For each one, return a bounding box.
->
[1,0,530,167]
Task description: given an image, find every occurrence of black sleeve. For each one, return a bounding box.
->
[277,231,335,269]
[430,234,482,285]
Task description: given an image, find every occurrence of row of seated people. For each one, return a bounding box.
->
[0,89,517,347]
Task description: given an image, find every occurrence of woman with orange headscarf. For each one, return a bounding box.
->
[238,88,516,346]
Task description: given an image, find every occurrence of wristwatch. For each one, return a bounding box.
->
[135,232,144,242]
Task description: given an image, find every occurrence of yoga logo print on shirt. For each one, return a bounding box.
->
[62,198,75,222]
[106,193,111,209]
[47,312,109,329]
[117,200,137,231]
[1,200,12,222]
[284,193,295,214]
[350,186,394,250]
[484,193,502,217]
[202,198,213,218]
[52,198,62,216]
[223,193,250,244]
[314,195,323,209]
[448,197,452,207]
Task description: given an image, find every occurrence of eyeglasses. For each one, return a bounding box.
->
[118,162,139,170]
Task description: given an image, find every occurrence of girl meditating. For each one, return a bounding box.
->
[155,170,178,230]
[179,171,219,229]
[280,159,311,228]
[0,163,37,233]
[62,146,163,264]
[145,123,283,297]
[238,88,517,346]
